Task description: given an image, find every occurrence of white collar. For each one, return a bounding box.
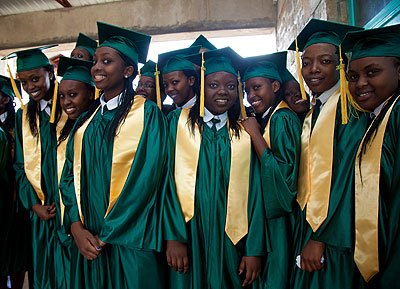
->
[203,107,228,131]
[39,99,52,116]
[0,111,7,123]
[262,106,272,119]
[178,95,197,109]
[100,92,123,114]
[311,81,340,107]
[371,101,386,119]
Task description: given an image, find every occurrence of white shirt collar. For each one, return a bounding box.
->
[203,107,228,131]
[178,95,197,109]
[100,93,123,115]
[0,111,7,123]
[39,99,52,116]
[262,106,272,119]
[371,101,386,119]
[311,81,340,108]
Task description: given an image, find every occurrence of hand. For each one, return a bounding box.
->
[95,235,107,248]
[166,240,189,274]
[71,221,102,260]
[239,256,262,287]
[32,202,56,221]
[300,239,325,272]
[239,117,261,137]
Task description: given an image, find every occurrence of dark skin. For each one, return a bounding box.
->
[162,71,195,107]
[0,91,9,115]
[241,77,280,160]
[301,43,339,96]
[298,43,341,272]
[283,80,310,114]
[348,56,400,111]
[17,67,53,102]
[70,221,102,260]
[32,202,56,221]
[136,76,157,102]
[91,46,134,102]
[167,71,261,286]
[70,47,92,61]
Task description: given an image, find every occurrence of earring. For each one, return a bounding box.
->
[124,75,128,78]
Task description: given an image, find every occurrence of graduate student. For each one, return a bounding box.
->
[281,70,310,118]
[59,22,168,289]
[165,47,267,289]
[287,19,367,289]
[158,46,201,109]
[343,24,400,289]
[136,60,174,114]
[240,52,302,289]
[5,45,70,289]
[70,33,97,61]
[0,76,29,289]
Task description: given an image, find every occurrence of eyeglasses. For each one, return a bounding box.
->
[136,83,155,89]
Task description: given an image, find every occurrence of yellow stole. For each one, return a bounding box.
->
[56,112,68,224]
[73,95,146,223]
[174,109,251,245]
[22,106,68,205]
[354,95,399,282]
[297,87,340,231]
[263,101,293,149]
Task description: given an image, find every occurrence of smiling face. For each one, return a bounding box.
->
[136,76,156,102]
[301,43,339,96]
[348,56,400,111]
[59,79,93,120]
[71,47,92,61]
[91,46,134,101]
[283,80,310,114]
[162,71,195,107]
[245,77,280,114]
[17,67,53,101]
[204,71,237,115]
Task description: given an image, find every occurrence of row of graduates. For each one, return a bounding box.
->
[0,17,399,289]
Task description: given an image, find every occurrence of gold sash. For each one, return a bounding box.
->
[22,107,68,206]
[354,95,400,282]
[73,95,146,223]
[56,111,69,225]
[263,101,293,149]
[297,88,340,231]
[174,109,251,244]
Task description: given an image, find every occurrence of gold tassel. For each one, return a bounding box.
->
[138,68,141,79]
[5,57,24,109]
[237,71,247,118]
[154,64,162,109]
[50,73,58,123]
[200,52,205,118]
[337,44,348,124]
[94,87,100,100]
[295,38,308,101]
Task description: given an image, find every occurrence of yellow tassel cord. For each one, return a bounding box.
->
[337,45,349,125]
[237,71,247,118]
[49,73,58,123]
[5,57,24,109]
[154,64,162,109]
[200,52,205,118]
[138,68,141,79]
[94,87,100,100]
[296,38,308,101]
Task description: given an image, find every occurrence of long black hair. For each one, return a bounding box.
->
[188,73,242,138]
[57,83,95,146]
[358,57,400,165]
[1,94,16,138]
[182,69,200,97]
[26,65,60,138]
[71,51,138,140]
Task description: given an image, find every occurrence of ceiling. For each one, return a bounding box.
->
[0,0,124,16]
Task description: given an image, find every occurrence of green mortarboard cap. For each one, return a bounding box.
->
[189,34,217,51]
[288,18,363,51]
[140,60,157,78]
[57,56,94,87]
[243,51,287,83]
[342,24,400,61]
[75,33,97,57]
[2,45,57,72]
[158,46,201,75]
[185,47,245,77]
[0,75,20,99]
[97,21,151,65]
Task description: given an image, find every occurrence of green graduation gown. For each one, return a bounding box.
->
[291,100,368,289]
[14,108,71,289]
[255,108,302,289]
[360,99,400,288]
[60,99,168,289]
[165,109,267,289]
